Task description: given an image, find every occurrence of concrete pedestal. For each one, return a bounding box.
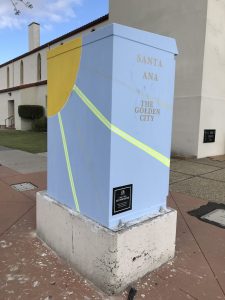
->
[37,192,177,294]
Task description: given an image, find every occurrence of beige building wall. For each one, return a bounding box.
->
[0,47,47,130]
[109,0,208,156]
[0,85,47,130]
[198,0,225,158]
[0,49,47,90]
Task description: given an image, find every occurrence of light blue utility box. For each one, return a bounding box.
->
[47,23,178,230]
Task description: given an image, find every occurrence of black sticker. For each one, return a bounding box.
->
[112,184,132,215]
[204,129,216,143]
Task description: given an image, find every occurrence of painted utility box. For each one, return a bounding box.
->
[47,23,178,229]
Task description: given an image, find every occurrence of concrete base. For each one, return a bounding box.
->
[36,192,177,295]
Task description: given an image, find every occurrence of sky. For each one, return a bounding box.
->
[0,0,109,64]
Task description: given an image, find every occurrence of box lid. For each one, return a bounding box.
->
[47,23,178,59]
[84,23,178,55]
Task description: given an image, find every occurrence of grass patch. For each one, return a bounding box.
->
[0,130,47,153]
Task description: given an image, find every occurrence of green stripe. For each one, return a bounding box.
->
[58,112,80,212]
[73,85,170,168]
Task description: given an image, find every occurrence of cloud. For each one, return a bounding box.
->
[0,2,26,29]
[0,0,83,30]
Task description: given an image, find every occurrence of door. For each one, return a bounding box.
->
[7,100,15,128]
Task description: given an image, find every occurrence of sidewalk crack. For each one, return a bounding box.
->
[0,204,35,238]
[179,288,198,300]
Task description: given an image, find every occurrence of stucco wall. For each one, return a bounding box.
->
[109,0,208,156]
[0,85,47,130]
[198,0,225,158]
[0,50,46,90]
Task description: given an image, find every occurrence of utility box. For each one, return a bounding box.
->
[39,24,178,293]
[47,23,178,230]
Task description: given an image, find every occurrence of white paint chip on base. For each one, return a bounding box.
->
[201,209,225,226]
[36,191,177,295]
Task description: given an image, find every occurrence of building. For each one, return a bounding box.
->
[0,0,224,158]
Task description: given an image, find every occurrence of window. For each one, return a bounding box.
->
[37,53,41,81]
[20,60,24,84]
[7,67,10,88]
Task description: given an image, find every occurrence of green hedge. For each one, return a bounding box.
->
[18,105,44,120]
[32,116,47,132]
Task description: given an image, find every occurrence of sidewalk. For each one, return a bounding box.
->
[0,150,225,299]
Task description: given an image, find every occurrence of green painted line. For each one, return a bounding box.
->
[73,85,170,168]
[74,85,111,130]
[58,112,80,212]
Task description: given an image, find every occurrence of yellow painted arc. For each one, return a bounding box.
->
[47,37,82,117]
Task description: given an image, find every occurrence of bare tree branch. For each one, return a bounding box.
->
[10,0,33,15]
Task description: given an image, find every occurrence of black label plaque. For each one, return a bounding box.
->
[204,129,216,143]
[112,184,132,215]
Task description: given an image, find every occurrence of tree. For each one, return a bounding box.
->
[10,0,33,15]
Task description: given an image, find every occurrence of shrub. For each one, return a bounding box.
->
[32,116,47,132]
[18,105,44,120]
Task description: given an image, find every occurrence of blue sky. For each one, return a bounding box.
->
[0,0,109,64]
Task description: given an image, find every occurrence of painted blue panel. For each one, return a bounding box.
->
[48,116,75,209]
[61,90,111,226]
[48,34,113,227]
[109,132,169,228]
[80,35,113,121]
[108,34,176,228]
[111,37,175,156]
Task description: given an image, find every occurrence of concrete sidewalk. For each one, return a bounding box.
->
[0,149,47,174]
[170,157,225,203]
[0,152,225,299]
